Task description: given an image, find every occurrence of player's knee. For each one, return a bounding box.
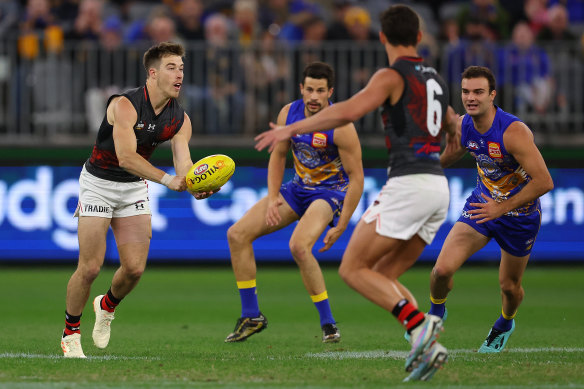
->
[123,264,145,281]
[338,263,354,285]
[227,224,250,246]
[77,263,101,283]
[289,240,311,263]
[500,279,523,298]
[431,265,453,282]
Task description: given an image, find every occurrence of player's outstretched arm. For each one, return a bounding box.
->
[255,69,400,153]
[111,96,186,192]
[469,121,554,223]
[319,123,364,252]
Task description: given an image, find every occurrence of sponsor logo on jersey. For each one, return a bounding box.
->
[468,140,479,150]
[312,133,327,148]
[83,204,110,213]
[414,64,437,74]
[147,123,156,132]
[135,121,145,130]
[194,163,209,175]
[488,142,502,158]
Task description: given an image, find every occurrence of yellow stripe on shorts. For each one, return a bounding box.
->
[237,280,256,289]
[311,291,328,303]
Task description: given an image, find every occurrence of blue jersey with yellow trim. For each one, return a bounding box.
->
[286,99,349,191]
[461,106,539,216]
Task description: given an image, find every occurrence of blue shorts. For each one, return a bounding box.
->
[458,193,542,257]
[280,181,346,227]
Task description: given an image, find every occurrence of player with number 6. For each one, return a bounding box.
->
[255,5,459,382]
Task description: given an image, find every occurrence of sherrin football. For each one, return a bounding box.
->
[186,154,235,193]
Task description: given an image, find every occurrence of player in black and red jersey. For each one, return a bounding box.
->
[61,42,214,358]
[255,5,459,381]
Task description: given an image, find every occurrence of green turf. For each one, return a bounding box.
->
[0,265,583,388]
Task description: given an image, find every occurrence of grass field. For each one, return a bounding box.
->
[0,264,583,388]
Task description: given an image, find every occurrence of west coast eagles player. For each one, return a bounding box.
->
[431,65,553,353]
[225,62,364,343]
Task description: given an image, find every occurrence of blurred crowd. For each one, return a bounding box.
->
[1,0,584,134]
[3,0,581,54]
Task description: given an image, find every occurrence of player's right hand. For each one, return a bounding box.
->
[319,225,344,252]
[190,187,220,200]
[168,175,187,192]
[254,122,294,153]
[265,197,282,226]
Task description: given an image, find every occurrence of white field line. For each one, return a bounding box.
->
[2,347,582,361]
[0,353,161,360]
[305,347,584,360]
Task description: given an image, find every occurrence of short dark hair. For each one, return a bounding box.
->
[461,66,496,92]
[380,5,419,47]
[302,62,335,89]
[143,42,185,75]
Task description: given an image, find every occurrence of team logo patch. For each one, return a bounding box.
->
[488,142,502,158]
[468,141,479,150]
[135,121,145,130]
[311,133,327,148]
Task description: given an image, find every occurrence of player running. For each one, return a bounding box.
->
[225,62,363,343]
[255,5,457,382]
[430,65,554,353]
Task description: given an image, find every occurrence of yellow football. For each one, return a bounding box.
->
[186,154,235,193]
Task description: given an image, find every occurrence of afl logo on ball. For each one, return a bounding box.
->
[194,164,209,175]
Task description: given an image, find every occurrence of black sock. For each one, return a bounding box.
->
[63,311,82,337]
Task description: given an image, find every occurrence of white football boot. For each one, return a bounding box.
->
[403,342,448,382]
[92,295,115,349]
[405,314,443,372]
[61,333,87,358]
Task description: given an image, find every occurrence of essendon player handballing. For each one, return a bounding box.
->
[61,42,215,358]
[255,5,458,381]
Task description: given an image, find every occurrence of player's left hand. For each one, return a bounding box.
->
[468,193,505,223]
[254,122,293,153]
[190,187,220,200]
[319,226,345,252]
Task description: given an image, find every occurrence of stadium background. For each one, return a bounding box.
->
[0,0,583,264]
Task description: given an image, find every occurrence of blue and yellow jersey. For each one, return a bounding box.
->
[461,106,539,216]
[286,99,349,192]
